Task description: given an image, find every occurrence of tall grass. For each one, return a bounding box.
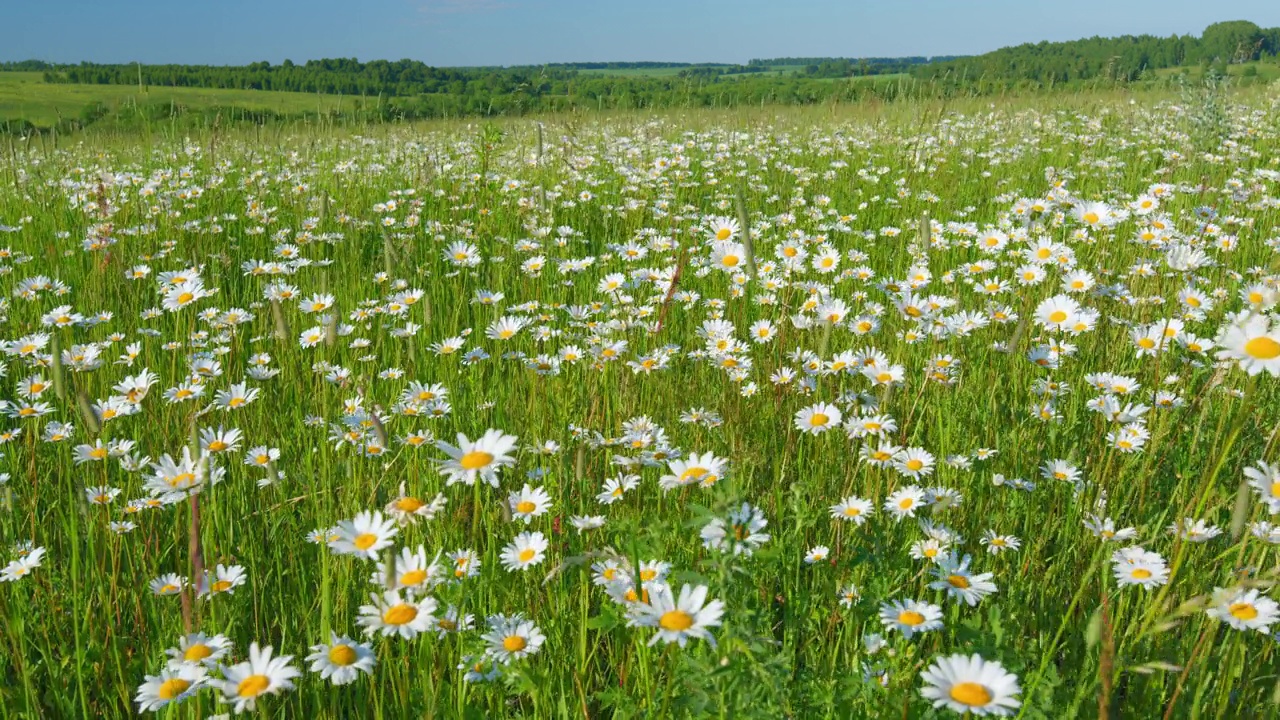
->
[0,84,1277,718]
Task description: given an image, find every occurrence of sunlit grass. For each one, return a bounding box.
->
[0,83,1278,719]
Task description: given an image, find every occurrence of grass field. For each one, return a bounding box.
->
[0,71,346,126]
[0,80,1278,719]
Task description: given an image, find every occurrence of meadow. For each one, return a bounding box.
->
[0,81,1279,719]
[0,71,345,128]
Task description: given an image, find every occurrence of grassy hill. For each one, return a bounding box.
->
[0,71,345,127]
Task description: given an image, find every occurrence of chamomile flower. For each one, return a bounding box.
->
[879,599,944,639]
[357,590,438,639]
[216,642,300,714]
[306,633,376,685]
[920,653,1021,716]
[499,531,548,571]
[629,584,725,647]
[482,614,545,663]
[435,429,519,487]
[135,663,207,712]
[330,510,398,560]
[1206,587,1279,634]
[508,484,553,523]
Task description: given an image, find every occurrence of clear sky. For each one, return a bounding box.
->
[3,1,1279,67]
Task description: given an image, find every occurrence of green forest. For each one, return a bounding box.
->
[912,20,1280,83]
[1,20,1278,134]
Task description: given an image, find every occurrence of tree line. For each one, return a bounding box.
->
[911,21,1280,84]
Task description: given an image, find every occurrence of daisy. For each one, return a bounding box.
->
[149,573,186,596]
[805,545,830,564]
[306,633,376,685]
[499,531,548,571]
[794,402,842,435]
[701,503,770,556]
[920,653,1021,716]
[571,515,606,532]
[217,642,300,714]
[710,240,748,272]
[165,633,233,668]
[357,590,438,639]
[508,484,553,523]
[980,531,1021,554]
[198,564,247,596]
[629,584,725,647]
[482,614,545,663]
[385,489,447,525]
[135,663,207,712]
[379,545,442,594]
[660,451,728,490]
[1112,548,1169,590]
[1245,460,1280,514]
[1084,515,1136,542]
[706,216,739,241]
[214,382,259,411]
[930,553,999,606]
[885,485,926,520]
[435,429,519,487]
[330,510,398,560]
[893,448,936,479]
[829,495,873,525]
[1215,311,1280,376]
[433,605,476,637]
[879,599,944,639]
[597,473,639,505]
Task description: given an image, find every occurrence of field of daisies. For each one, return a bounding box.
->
[1,87,1280,719]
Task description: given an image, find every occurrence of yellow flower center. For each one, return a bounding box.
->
[328,644,358,666]
[1244,337,1280,360]
[518,548,537,563]
[177,292,195,304]
[236,674,271,698]
[503,635,527,652]
[184,643,212,661]
[722,255,740,267]
[353,533,379,551]
[400,569,428,587]
[947,574,970,589]
[395,497,424,512]
[515,500,537,514]
[905,459,924,471]
[949,682,993,707]
[1229,602,1259,621]
[680,467,709,482]
[809,413,829,427]
[1082,212,1099,225]
[158,678,192,700]
[211,580,233,592]
[659,609,694,631]
[207,441,227,452]
[1131,568,1152,580]
[898,610,924,626]
[1048,310,1067,323]
[383,604,418,625]
[459,451,494,470]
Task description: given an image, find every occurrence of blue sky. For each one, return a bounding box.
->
[3,1,1279,67]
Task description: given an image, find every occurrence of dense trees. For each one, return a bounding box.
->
[912,21,1280,84]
